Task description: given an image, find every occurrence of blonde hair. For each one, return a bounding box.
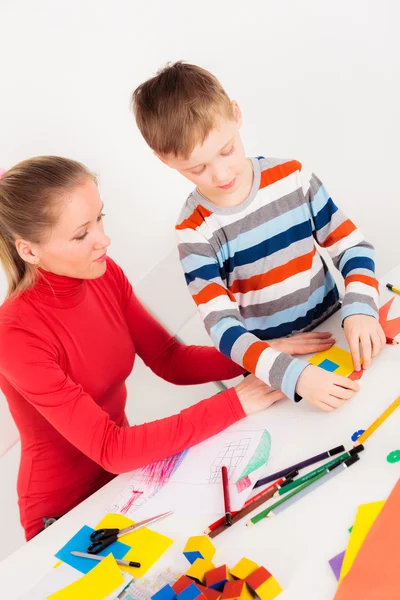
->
[0,156,96,298]
[132,61,234,159]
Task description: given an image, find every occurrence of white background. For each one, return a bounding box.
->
[0,0,399,562]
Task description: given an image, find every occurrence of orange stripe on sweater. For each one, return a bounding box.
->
[193,283,236,306]
[243,341,269,373]
[322,219,356,247]
[259,160,302,190]
[176,205,213,231]
[229,249,316,295]
[345,274,379,292]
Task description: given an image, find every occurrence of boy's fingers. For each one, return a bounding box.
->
[349,334,361,371]
[333,374,360,392]
[361,333,372,369]
[371,332,382,357]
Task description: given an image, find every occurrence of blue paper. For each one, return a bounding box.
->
[55,525,131,574]
[318,358,339,372]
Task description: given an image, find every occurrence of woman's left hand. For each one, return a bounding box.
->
[268,331,335,355]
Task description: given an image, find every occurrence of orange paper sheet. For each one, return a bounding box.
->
[334,478,400,600]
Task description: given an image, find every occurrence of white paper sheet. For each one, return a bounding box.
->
[109,422,282,519]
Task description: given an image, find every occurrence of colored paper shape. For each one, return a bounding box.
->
[48,554,123,599]
[339,500,385,581]
[96,513,174,577]
[55,524,131,574]
[329,551,345,581]
[334,479,400,599]
[318,358,339,372]
[308,346,355,377]
[379,298,400,338]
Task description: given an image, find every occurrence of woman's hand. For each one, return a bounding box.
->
[268,331,335,355]
[235,374,285,416]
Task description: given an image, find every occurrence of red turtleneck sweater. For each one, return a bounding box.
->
[0,258,245,540]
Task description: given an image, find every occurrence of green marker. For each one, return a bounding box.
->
[276,445,364,496]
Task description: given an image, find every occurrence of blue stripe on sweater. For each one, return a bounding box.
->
[219,325,248,357]
[313,197,338,231]
[341,256,375,279]
[339,246,375,273]
[250,287,339,340]
[243,278,337,332]
[221,220,313,274]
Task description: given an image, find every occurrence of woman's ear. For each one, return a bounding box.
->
[14,239,40,266]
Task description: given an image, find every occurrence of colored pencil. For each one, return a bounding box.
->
[274,446,364,496]
[206,470,298,539]
[247,455,360,526]
[253,444,345,488]
[221,466,232,526]
[354,395,400,447]
[386,336,399,345]
[206,469,299,533]
[386,283,400,295]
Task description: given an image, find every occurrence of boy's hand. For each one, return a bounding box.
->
[269,331,335,355]
[296,365,360,412]
[343,315,386,372]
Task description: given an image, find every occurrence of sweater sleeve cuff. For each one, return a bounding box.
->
[341,302,378,323]
[280,358,310,402]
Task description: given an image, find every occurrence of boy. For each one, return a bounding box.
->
[132,62,385,411]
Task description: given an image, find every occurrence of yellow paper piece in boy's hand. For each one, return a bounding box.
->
[47,554,123,599]
[95,513,174,578]
[339,500,385,581]
[308,345,356,377]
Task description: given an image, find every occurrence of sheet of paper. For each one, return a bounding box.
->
[119,567,182,600]
[334,479,400,600]
[18,563,82,600]
[109,424,275,518]
[54,524,131,574]
[95,513,174,578]
[339,500,385,581]
[48,554,123,599]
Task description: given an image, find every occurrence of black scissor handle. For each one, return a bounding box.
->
[89,528,119,542]
[87,534,118,554]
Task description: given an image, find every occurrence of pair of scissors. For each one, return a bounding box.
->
[87,510,173,554]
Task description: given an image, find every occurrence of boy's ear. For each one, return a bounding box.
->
[231,100,242,128]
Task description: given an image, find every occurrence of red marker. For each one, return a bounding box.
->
[386,336,399,345]
[221,466,232,526]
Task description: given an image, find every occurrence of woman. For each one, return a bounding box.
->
[0,157,334,540]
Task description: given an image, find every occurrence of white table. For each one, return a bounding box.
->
[1,266,400,600]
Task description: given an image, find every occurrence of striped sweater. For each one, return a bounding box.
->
[176,157,379,401]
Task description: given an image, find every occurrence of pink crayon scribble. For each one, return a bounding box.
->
[121,490,143,515]
[236,475,251,492]
[119,449,189,515]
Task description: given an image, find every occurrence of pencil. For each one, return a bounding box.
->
[206,470,298,539]
[354,395,400,446]
[253,444,345,488]
[247,455,360,526]
[386,283,400,295]
[221,466,232,526]
[386,336,399,345]
[206,469,299,533]
[274,446,364,496]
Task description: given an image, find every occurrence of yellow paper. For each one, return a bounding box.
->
[95,513,174,578]
[308,345,355,377]
[339,500,385,581]
[47,554,123,599]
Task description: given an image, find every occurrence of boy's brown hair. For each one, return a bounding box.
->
[132,61,234,159]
